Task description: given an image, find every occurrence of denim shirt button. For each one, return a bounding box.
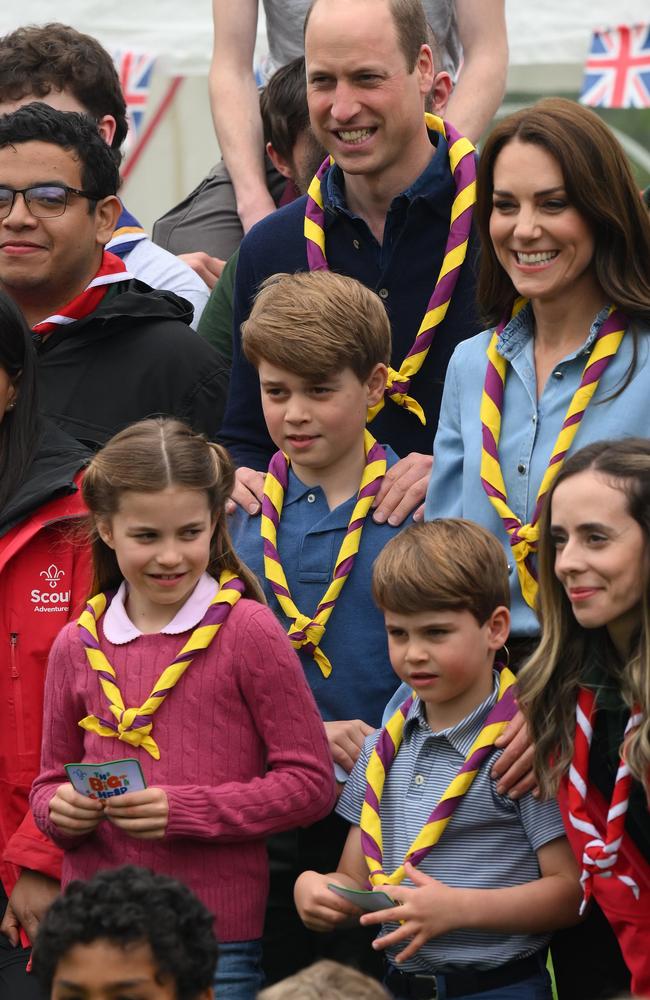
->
[553,369,564,379]
[517,463,526,474]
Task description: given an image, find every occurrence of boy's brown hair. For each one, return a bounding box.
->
[241,271,391,382]
[372,519,510,624]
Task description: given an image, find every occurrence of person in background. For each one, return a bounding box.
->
[0,22,211,327]
[152,0,507,263]
[0,104,228,450]
[518,439,650,998]
[30,418,336,999]
[32,865,218,1000]
[0,291,89,999]
[196,57,325,364]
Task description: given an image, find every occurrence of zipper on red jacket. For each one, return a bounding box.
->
[10,633,27,755]
[10,632,19,678]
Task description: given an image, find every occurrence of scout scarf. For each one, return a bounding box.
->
[304,114,476,425]
[32,251,132,341]
[260,429,386,678]
[480,301,627,610]
[77,570,245,759]
[567,687,642,912]
[106,203,149,259]
[361,666,518,886]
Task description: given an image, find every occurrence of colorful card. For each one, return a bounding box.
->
[327,883,398,912]
[65,758,146,800]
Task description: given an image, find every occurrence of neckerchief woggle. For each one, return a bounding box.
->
[106,202,148,259]
[260,430,386,677]
[77,570,245,759]
[361,666,517,885]
[304,113,476,425]
[32,250,132,341]
[567,687,642,912]
[480,300,627,609]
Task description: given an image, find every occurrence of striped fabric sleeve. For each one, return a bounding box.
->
[516,790,568,853]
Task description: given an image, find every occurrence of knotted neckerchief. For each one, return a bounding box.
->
[568,687,642,912]
[77,570,245,759]
[304,113,476,425]
[106,203,149,259]
[480,301,627,609]
[32,251,132,341]
[361,666,518,886]
[260,429,386,678]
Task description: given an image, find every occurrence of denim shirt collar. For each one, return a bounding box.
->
[324,130,452,216]
[497,301,612,365]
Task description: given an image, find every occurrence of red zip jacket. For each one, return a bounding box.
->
[0,434,90,896]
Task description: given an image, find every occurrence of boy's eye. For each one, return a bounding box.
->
[309,385,334,395]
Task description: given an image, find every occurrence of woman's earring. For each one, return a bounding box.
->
[499,644,510,668]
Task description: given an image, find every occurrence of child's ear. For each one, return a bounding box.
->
[366,363,389,406]
[95,518,115,549]
[486,605,510,651]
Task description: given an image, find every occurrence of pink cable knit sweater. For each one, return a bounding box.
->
[30,598,336,941]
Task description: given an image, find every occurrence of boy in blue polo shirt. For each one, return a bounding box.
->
[295,520,581,999]
[231,269,405,982]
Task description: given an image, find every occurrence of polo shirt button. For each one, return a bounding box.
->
[517,463,526,474]
[353,239,360,249]
[553,369,564,379]
[378,288,389,299]
[414,774,425,786]
[307,493,316,503]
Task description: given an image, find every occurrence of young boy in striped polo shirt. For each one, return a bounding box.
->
[295,520,582,1000]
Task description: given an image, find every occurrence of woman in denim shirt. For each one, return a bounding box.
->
[417,97,650,999]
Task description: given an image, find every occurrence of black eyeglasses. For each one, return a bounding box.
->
[0,184,100,219]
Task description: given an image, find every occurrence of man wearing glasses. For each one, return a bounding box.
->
[0,102,228,451]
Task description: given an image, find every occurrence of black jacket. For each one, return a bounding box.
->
[35,281,229,449]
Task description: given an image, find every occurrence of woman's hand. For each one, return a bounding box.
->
[104,788,169,839]
[491,710,538,798]
[1,870,61,945]
[49,782,104,835]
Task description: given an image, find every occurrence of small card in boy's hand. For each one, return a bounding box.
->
[327,883,398,912]
[65,758,146,800]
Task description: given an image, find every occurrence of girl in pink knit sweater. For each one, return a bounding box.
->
[30,418,336,1000]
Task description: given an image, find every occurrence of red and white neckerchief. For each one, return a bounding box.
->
[32,251,132,341]
[568,686,643,913]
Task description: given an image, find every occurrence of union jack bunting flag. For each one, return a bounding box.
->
[579,24,650,109]
[110,50,157,151]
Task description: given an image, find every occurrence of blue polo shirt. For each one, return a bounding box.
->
[230,447,403,730]
[219,132,480,469]
[338,673,566,974]
[424,304,650,638]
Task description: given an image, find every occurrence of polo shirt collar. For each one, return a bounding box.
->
[497,301,612,364]
[103,572,218,644]
[324,129,451,214]
[403,670,501,756]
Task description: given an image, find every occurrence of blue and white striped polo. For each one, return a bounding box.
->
[337,672,567,974]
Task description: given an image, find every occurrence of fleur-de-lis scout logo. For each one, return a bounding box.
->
[40,564,64,588]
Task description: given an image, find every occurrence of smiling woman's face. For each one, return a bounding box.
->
[550,469,647,653]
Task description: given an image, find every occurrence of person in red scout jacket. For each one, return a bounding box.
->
[0,290,90,999]
[519,439,650,999]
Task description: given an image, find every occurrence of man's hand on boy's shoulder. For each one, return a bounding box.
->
[226,466,265,516]
[372,452,432,526]
[325,719,375,775]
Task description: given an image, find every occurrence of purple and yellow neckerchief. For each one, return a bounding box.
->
[360,666,517,886]
[260,429,386,678]
[480,299,627,609]
[106,203,148,259]
[304,113,476,425]
[77,570,245,759]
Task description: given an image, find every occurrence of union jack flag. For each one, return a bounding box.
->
[579,24,650,109]
[110,50,157,151]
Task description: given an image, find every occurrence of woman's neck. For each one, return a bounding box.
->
[531,279,609,355]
